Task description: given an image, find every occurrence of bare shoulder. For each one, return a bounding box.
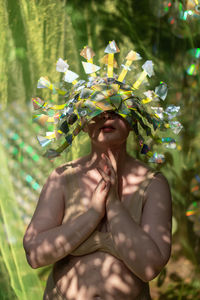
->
[24,156,89,236]
[49,154,90,184]
[126,156,154,178]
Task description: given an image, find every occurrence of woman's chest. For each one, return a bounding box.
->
[62,172,146,225]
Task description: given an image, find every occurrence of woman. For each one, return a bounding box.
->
[23,109,172,300]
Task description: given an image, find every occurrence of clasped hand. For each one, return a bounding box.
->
[91,149,121,219]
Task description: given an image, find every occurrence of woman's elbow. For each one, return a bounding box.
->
[141,256,170,282]
[23,239,42,269]
[24,245,42,269]
[141,266,162,282]
[25,254,40,269]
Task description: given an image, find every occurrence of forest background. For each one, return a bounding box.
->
[0,0,200,299]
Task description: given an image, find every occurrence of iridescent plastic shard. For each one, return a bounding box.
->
[190,175,200,195]
[169,121,183,134]
[155,82,168,100]
[149,0,172,17]
[186,201,200,219]
[82,62,101,74]
[187,63,198,75]
[80,46,95,60]
[126,50,142,61]
[186,201,200,236]
[37,136,52,147]
[143,90,156,100]
[151,107,164,119]
[142,60,155,77]
[190,47,200,58]
[33,114,49,126]
[37,76,66,95]
[142,90,159,104]
[165,105,180,119]
[37,77,52,89]
[64,70,79,83]
[148,152,165,163]
[104,40,120,54]
[32,97,45,110]
[161,137,176,149]
[56,58,69,72]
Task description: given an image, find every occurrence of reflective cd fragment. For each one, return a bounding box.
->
[56,58,69,73]
[82,62,101,74]
[148,152,165,163]
[185,48,200,75]
[191,175,200,196]
[142,61,155,77]
[165,105,180,119]
[186,201,200,222]
[149,0,172,17]
[155,82,168,100]
[186,201,200,236]
[169,121,183,134]
[169,1,200,38]
[104,40,120,54]
[64,70,79,83]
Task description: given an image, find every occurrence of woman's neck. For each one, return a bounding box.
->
[87,142,130,175]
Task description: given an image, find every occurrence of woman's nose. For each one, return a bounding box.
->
[101,111,114,120]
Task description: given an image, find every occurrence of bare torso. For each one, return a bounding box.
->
[52,156,151,300]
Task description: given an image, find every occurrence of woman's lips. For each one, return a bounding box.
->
[101,126,115,133]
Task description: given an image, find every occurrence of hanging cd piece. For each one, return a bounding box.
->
[149,0,172,17]
[184,48,200,75]
[186,201,200,236]
[169,0,200,38]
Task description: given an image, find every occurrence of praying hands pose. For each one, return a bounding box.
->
[23,111,172,300]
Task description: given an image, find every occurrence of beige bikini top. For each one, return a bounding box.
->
[62,166,159,260]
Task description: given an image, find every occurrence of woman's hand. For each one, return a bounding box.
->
[97,149,121,205]
[91,177,110,219]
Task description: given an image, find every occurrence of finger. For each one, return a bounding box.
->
[97,167,110,183]
[102,152,116,177]
[102,153,113,171]
[94,178,104,192]
[96,178,110,194]
[102,155,116,184]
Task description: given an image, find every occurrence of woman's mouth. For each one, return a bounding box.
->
[101,126,115,133]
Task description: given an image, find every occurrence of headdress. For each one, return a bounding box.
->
[32,40,182,163]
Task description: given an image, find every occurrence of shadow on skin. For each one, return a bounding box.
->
[29,161,170,300]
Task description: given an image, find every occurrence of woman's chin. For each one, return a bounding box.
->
[93,137,126,148]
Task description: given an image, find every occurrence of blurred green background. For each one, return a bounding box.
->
[0,0,200,299]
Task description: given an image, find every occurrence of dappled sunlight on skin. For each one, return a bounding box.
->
[105,274,132,294]
[44,160,155,299]
[145,266,155,281]
[53,252,145,300]
[25,155,170,300]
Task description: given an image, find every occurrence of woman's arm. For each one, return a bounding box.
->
[23,168,109,269]
[107,174,172,282]
[99,151,172,282]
